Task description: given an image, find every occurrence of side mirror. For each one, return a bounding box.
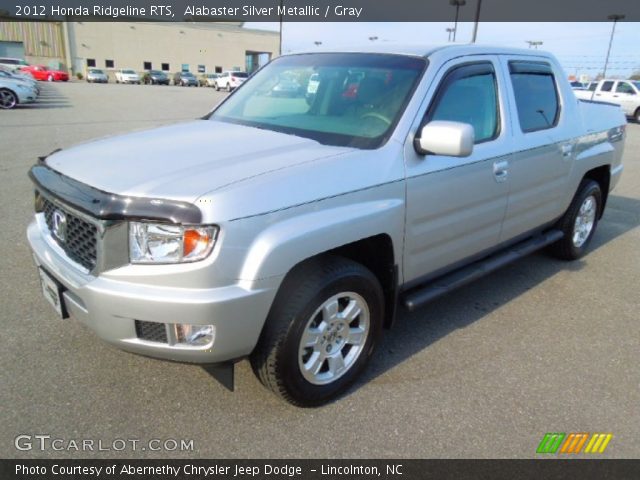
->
[414,121,474,157]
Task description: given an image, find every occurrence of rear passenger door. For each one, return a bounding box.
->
[498,57,575,242]
[403,56,510,284]
[613,81,638,116]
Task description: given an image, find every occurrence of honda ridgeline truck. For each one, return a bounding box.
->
[27,45,626,406]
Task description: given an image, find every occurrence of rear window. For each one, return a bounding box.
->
[231,72,248,78]
[509,61,560,133]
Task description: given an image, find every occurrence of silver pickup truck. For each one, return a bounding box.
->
[27,45,626,406]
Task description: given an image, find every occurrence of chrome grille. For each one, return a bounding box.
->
[42,197,97,271]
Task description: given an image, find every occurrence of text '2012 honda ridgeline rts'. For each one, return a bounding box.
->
[28,45,626,406]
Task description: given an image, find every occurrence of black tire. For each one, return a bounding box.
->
[226,83,231,92]
[250,256,384,407]
[215,83,220,91]
[549,179,602,260]
[0,88,18,109]
[634,108,640,124]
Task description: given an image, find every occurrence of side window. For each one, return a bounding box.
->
[616,82,635,94]
[509,61,559,133]
[600,81,614,92]
[588,82,598,91]
[426,62,500,143]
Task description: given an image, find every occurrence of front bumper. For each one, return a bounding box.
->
[16,89,36,104]
[27,219,281,364]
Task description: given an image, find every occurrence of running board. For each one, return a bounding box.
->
[402,229,564,311]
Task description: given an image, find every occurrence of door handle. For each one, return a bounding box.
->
[493,160,509,183]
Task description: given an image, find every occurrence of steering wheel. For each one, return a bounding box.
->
[360,112,392,126]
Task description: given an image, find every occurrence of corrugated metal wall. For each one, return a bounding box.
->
[0,21,65,59]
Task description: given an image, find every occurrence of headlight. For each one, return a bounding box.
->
[129,222,218,264]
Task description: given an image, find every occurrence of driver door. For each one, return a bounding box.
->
[403,56,512,285]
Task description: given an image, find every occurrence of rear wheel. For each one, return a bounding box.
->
[549,179,602,260]
[250,256,384,407]
[226,83,231,92]
[0,89,18,109]
[634,107,640,124]
[47,74,54,82]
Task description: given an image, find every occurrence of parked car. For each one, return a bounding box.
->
[569,81,585,89]
[0,77,37,109]
[20,65,69,82]
[214,71,248,91]
[0,57,29,72]
[86,68,109,83]
[574,78,640,122]
[0,67,39,94]
[26,45,626,406]
[114,69,140,84]
[197,73,216,87]
[174,71,198,87]
[143,70,170,85]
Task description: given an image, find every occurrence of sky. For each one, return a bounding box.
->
[244,22,640,80]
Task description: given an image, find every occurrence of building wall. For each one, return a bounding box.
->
[0,21,66,67]
[68,22,279,76]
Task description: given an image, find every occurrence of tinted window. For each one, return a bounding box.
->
[588,82,597,91]
[232,72,248,78]
[616,82,635,94]
[509,62,559,132]
[212,53,426,149]
[427,63,499,143]
[600,81,614,92]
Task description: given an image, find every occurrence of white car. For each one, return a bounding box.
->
[114,69,140,84]
[575,79,640,123]
[0,57,29,72]
[214,71,248,91]
[0,77,37,109]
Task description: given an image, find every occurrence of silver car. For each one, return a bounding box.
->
[27,45,626,406]
[86,68,109,83]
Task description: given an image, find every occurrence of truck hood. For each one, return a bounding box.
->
[45,120,351,202]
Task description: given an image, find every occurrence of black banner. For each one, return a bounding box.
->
[1,0,640,22]
[2,459,640,480]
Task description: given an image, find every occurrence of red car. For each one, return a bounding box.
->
[20,65,69,82]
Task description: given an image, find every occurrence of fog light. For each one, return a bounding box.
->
[175,324,215,347]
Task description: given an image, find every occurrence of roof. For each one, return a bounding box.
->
[287,43,550,58]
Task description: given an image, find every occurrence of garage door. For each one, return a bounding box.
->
[0,41,25,59]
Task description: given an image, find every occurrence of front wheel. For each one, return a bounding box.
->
[549,179,602,260]
[634,108,640,124]
[250,256,384,407]
[0,88,18,109]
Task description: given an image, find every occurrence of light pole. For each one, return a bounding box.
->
[526,40,543,49]
[449,0,466,42]
[278,0,283,56]
[446,28,455,42]
[603,14,625,79]
[471,0,482,43]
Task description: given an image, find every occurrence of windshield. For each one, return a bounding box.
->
[150,70,164,75]
[211,53,426,149]
[183,72,195,77]
[123,69,136,74]
[89,69,103,74]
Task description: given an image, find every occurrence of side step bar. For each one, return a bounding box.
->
[402,229,564,311]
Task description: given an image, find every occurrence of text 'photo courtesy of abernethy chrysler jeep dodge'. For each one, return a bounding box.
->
[27,44,626,407]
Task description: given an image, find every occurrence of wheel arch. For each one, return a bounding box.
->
[582,165,610,218]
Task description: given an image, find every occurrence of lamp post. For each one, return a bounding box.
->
[278,0,283,56]
[446,28,455,42]
[603,14,625,79]
[449,0,466,42]
[471,0,482,43]
[526,40,543,49]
